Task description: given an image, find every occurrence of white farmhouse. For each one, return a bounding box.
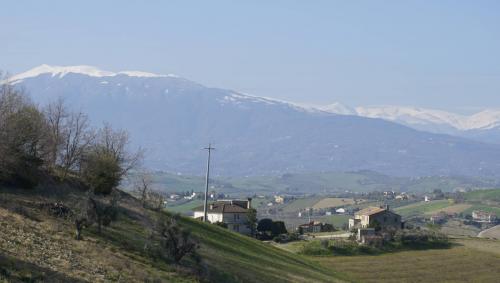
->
[193,199,252,235]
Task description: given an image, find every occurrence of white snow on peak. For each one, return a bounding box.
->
[9,64,179,82]
[118,71,178,78]
[320,104,500,131]
[319,102,355,115]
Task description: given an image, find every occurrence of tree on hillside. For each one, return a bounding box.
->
[81,124,142,195]
[86,190,120,234]
[0,81,49,187]
[151,214,198,263]
[59,111,94,178]
[135,173,152,208]
[148,190,166,211]
[246,208,257,237]
[44,97,68,169]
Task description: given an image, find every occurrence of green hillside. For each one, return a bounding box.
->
[0,185,343,283]
[180,216,343,282]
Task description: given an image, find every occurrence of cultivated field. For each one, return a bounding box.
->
[315,238,500,283]
[282,197,323,213]
[478,225,500,240]
[425,203,472,215]
[394,200,451,217]
[312,198,360,210]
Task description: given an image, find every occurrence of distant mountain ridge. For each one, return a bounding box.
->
[9,65,500,178]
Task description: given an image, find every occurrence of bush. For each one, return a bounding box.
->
[393,229,450,249]
[81,152,122,195]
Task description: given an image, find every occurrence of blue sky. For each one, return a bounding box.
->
[1,0,499,112]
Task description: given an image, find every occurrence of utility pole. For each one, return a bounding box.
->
[203,143,215,222]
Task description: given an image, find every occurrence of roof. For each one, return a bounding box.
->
[355,206,388,217]
[193,201,249,213]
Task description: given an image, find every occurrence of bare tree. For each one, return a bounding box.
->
[60,111,94,178]
[153,214,198,263]
[44,97,68,169]
[95,123,143,176]
[135,173,152,208]
[148,190,166,211]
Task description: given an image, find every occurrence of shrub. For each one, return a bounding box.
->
[151,214,199,264]
[393,229,450,249]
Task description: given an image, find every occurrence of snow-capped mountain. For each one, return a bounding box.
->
[319,103,500,141]
[8,64,178,82]
[8,65,500,178]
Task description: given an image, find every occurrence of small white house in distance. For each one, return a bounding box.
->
[424,195,431,202]
[193,199,252,235]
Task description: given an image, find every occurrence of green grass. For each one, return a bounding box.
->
[321,215,351,228]
[463,204,500,216]
[166,199,204,214]
[394,200,452,217]
[465,189,500,202]
[179,216,345,282]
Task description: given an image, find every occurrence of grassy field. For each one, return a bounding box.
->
[394,200,452,217]
[426,203,472,215]
[462,204,500,216]
[465,189,500,202]
[314,238,500,283]
[313,198,358,210]
[282,197,323,213]
[180,216,345,282]
[165,199,203,214]
[321,215,351,228]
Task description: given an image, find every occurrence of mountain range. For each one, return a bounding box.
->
[7,64,500,178]
[320,103,500,143]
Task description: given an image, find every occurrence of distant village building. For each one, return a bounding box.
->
[193,199,252,235]
[349,206,402,230]
[472,210,497,223]
[424,195,431,202]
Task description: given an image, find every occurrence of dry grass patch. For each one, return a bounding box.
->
[316,239,500,283]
